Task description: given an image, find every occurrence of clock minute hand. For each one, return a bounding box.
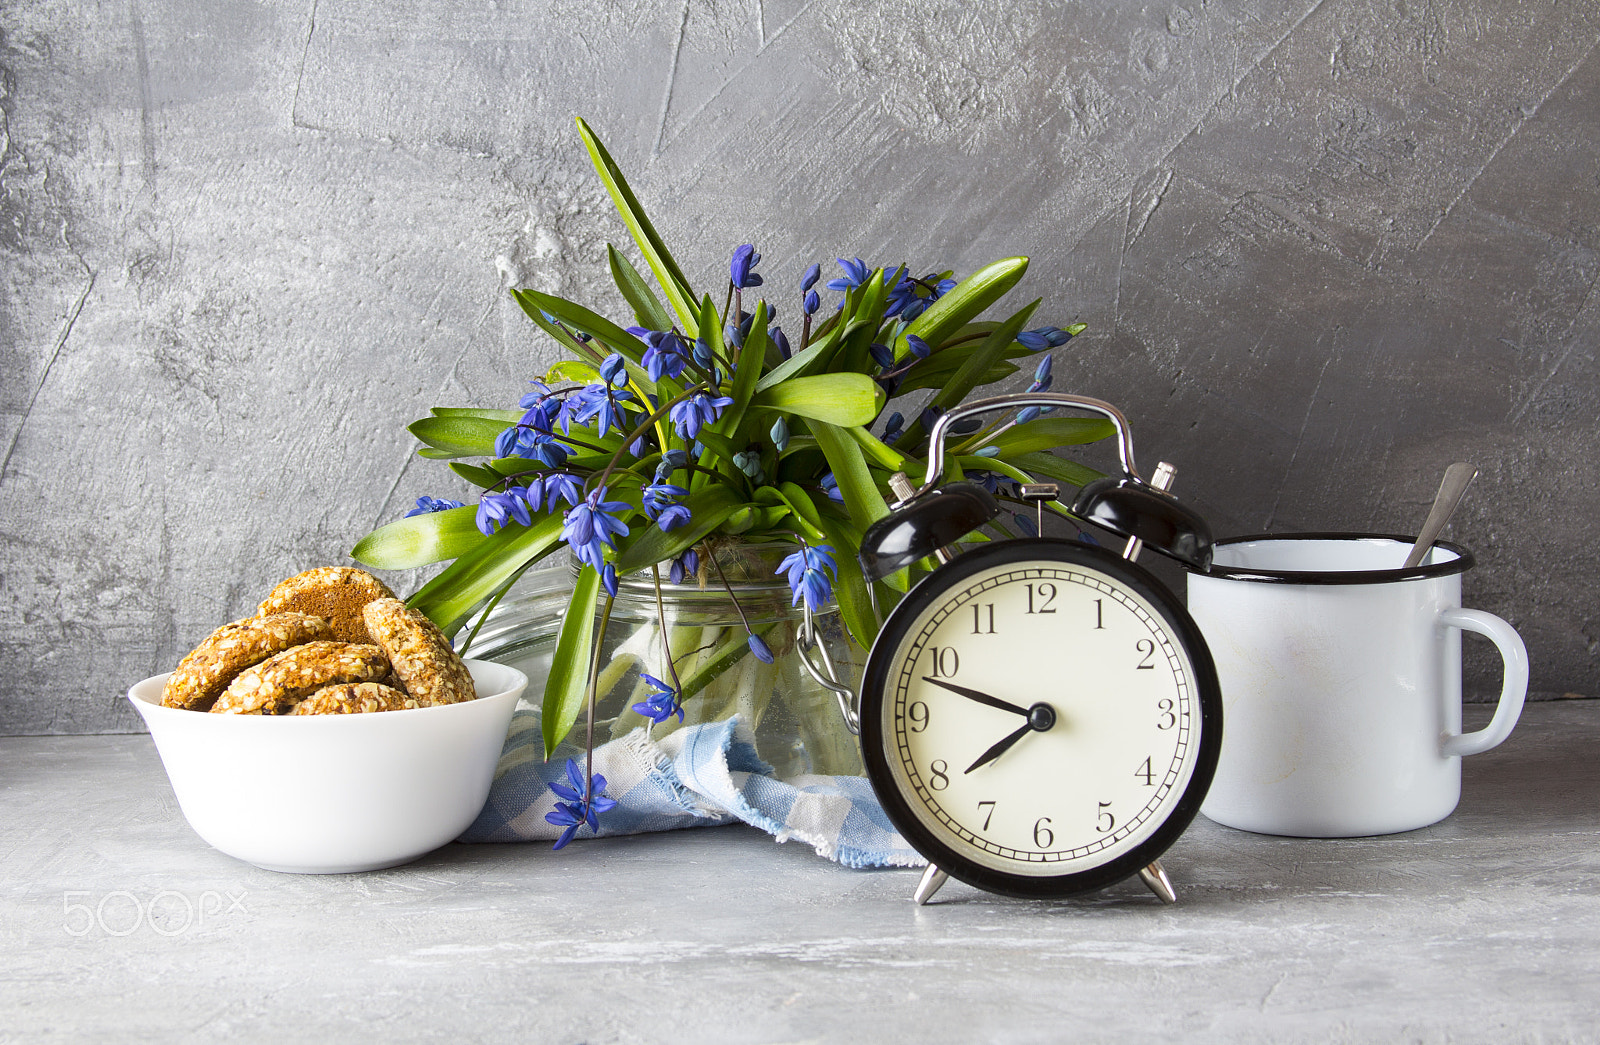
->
[964,721,1035,774]
[920,676,1030,717]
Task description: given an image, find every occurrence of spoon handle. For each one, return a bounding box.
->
[1404,462,1478,568]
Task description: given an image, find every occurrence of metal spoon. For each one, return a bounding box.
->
[1403,462,1478,568]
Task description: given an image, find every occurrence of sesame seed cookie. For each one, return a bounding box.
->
[361,598,477,707]
[211,641,391,715]
[162,613,334,712]
[256,567,397,645]
[291,682,419,715]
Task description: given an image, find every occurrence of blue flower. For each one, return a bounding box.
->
[476,489,533,536]
[642,481,690,532]
[569,383,636,438]
[631,674,684,724]
[772,326,791,359]
[496,425,570,467]
[636,332,688,381]
[540,472,584,512]
[803,289,820,315]
[691,338,714,368]
[770,416,790,452]
[825,257,871,293]
[905,334,931,359]
[654,449,688,482]
[545,758,618,850]
[730,244,764,289]
[561,488,631,568]
[1016,326,1074,352]
[1014,512,1039,537]
[776,544,837,611]
[881,411,905,444]
[669,547,699,585]
[599,353,628,387]
[670,391,734,441]
[747,634,775,664]
[819,472,845,504]
[601,562,618,598]
[800,262,821,293]
[868,342,895,369]
[405,496,465,517]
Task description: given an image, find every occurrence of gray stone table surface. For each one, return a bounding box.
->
[3,702,1598,1044]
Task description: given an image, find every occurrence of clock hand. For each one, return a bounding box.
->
[965,721,1034,774]
[920,676,1029,717]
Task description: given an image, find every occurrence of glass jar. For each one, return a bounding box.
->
[461,543,865,778]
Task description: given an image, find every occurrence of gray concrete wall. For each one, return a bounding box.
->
[3,0,1596,734]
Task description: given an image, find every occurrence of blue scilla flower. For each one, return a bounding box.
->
[905,334,932,359]
[819,472,845,504]
[803,289,820,315]
[518,380,555,410]
[770,416,790,452]
[642,480,689,521]
[631,674,684,724]
[538,472,584,512]
[476,488,533,536]
[405,495,465,517]
[630,328,688,382]
[670,391,734,441]
[825,257,871,293]
[747,634,775,664]
[777,545,838,612]
[570,384,636,438]
[692,337,714,368]
[772,326,791,360]
[669,547,699,585]
[1016,326,1074,352]
[545,758,618,850]
[601,562,618,598]
[733,449,763,481]
[495,425,571,467]
[801,262,821,293]
[1014,512,1039,538]
[561,488,631,569]
[730,244,764,289]
[655,448,688,482]
[882,411,905,444]
[599,353,628,387]
[868,342,894,369]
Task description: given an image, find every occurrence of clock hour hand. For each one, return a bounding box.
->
[965,721,1034,774]
[920,676,1029,717]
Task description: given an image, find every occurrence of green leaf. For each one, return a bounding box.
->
[409,415,506,457]
[845,424,907,471]
[897,256,1029,358]
[971,417,1117,458]
[899,301,1039,452]
[608,244,674,332]
[614,483,746,573]
[809,420,890,529]
[775,482,827,542]
[813,513,882,649]
[450,461,503,488]
[407,513,566,635]
[517,288,647,363]
[546,360,600,384]
[351,505,486,569]
[750,373,884,427]
[1010,450,1105,491]
[711,301,767,441]
[575,117,699,334]
[541,565,601,758]
[512,289,603,363]
[431,407,524,423]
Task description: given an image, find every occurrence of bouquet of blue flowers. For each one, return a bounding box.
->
[352,118,1112,787]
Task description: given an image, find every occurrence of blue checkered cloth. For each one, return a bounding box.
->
[459,708,925,869]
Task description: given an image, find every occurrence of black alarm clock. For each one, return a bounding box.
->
[800,392,1222,904]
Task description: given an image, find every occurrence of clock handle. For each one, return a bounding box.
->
[796,599,860,735]
[900,392,1141,507]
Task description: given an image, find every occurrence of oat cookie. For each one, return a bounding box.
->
[257,567,397,645]
[362,598,476,707]
[211,641,391,715]
[162,613,333,711]
[291,682,419,715]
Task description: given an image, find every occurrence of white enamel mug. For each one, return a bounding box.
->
[1187,534,1528,837]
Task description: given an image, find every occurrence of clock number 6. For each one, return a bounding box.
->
[1032,818,1053,849]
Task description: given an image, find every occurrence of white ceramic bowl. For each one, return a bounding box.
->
[127,660,526,873]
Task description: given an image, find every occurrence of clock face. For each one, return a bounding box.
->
[860,538,1221,898]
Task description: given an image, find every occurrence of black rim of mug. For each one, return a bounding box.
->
[1196,532,1475,585]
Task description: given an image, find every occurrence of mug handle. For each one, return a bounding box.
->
[1439,607,1529,757]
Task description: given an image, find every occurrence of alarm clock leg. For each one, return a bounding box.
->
[1138,860,1177,904]
[913,864,950,905]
